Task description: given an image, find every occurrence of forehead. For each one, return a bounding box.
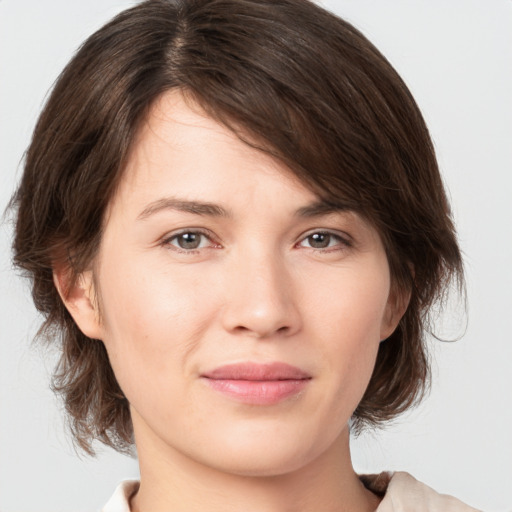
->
[111,90,321,214]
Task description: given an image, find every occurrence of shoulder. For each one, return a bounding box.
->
[361,471,482,512]
[101,480,139,512]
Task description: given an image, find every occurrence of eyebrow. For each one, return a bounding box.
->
[137,198,230,220]
[137,197,352,221]
[294,200,353,217]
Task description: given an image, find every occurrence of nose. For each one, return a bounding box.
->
[220,250,302,339]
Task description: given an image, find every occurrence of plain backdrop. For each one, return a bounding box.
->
[1,1,511,511]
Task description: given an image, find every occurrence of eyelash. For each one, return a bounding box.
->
[160,229,352,254]
[161,229,219,254]
[296,230,352,252]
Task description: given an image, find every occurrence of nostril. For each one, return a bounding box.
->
[231,323,291,338]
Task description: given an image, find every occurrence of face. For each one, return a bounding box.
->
[67,91,401,477]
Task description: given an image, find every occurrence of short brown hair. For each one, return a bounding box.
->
[11,0,463,454]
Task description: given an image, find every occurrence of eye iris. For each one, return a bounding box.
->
[308,233,330,248]
[178,233,201,249]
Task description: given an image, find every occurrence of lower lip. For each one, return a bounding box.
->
[203,378,310,405]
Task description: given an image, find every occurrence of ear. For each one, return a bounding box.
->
[380,286,411,341]
[53,266,103,340]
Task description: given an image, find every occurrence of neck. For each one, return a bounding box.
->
[130,418,380,512]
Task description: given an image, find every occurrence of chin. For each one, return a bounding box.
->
[191,424,338,478]
[208,448,311,478]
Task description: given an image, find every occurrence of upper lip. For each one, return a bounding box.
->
[201,362,311,381]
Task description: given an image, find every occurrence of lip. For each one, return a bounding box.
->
[201,362,311,405]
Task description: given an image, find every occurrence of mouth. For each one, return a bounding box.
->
[200,362,312,405]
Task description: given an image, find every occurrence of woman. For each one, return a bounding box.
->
[10,0,481,510]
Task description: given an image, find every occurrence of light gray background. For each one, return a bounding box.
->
[1,1,511,511]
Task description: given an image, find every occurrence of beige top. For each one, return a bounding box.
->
[362,472,481,511]
[102,472,481,512]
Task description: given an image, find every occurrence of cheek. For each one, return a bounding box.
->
[308,260,391,340]
[311,266,390,398]
[94,253,218,403]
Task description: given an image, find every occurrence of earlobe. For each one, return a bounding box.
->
[53,267,103,340]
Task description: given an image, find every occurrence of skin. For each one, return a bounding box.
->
[58,90,405,512]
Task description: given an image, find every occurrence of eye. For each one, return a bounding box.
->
[162,230,218,252]
[298,231,351,251]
